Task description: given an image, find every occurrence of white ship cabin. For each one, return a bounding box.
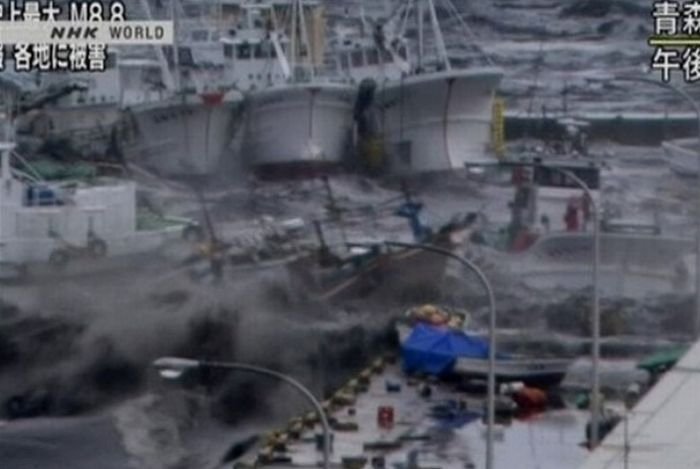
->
[0,112,142,265]
[1,82,165,268]
[214,0,329,91]
[118,56,172,106]
[331,32,409,84]
[0,150,142,266]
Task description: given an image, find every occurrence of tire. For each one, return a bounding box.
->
[182,224,204,242]
[88,239,108,258]
[48,249,70,269]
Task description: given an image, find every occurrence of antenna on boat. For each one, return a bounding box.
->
[289,0,298,76]
[525,41,545,127]
[137,0,176,91]
[436,0,496,67]
[426,0,450,71]
[287,0,315,80]
[416,0,424,70]
[0,88,17,183]
[170,0,181,92]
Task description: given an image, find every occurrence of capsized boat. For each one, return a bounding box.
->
[171,215,314,285]
[398,305,572,387]
[286,197,471,303]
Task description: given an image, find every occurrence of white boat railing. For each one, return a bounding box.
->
[662,139,697,158]
[10,150,45,183]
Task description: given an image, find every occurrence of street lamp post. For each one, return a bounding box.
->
[606,75,700,340]
[541,165,601,448]
[152,357,331,469]
[382,240,498,469]
[465,159,602,447]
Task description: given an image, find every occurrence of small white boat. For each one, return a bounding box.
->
[662,137,699,176]
[452,357,572,388]
[397,308,572,387]
[0,122,197,281]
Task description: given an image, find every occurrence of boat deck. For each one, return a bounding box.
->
[580,340,700,469]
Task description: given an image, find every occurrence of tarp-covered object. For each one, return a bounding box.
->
[637,346,688,373]
[402,323,490,376]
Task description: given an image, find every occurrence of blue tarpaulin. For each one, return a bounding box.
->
[401,323,491,376]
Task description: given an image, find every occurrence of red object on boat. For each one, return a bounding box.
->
[512,387,548,410]
[200,92,225,106]
[511,230,538,252]
[377,406,394,429]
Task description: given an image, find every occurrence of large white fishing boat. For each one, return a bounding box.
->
[115,0,244,178]
[236,0,356,175]
[340,0,504,174]
[0,85,198,280]
[117,61,243,177]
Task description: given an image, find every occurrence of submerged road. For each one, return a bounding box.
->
[0,414,131,469]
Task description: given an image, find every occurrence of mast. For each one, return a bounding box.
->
[269,3,291,80]
[170,0,181,92]
[290,0,298,77]
[426,0,450,70]
[137,0,176,91]
[297,0,316,78]
[416,0,423,70]
[0,89,15,187]
[297,0,313,78]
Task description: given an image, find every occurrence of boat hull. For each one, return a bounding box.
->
[287,245,450,303]
[243,83,355,174]
[377,68,504,174]
[119,93,242,176]
[396,324,570,387]
[0,225,186,282]
[453,357,571,388]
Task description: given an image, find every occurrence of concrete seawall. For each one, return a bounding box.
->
[506,112,697,145]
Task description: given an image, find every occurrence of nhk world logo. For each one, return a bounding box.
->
[0,1,173,71]
[0,0,173,44]
[0,20,173,45]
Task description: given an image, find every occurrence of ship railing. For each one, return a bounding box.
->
[288,64,353,85]
[10,150,45,184]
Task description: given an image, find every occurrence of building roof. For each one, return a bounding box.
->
[580,339,700,469]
